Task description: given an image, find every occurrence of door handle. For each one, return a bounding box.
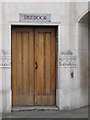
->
[35,61,38,69]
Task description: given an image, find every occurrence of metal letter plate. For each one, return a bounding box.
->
[19,13,51,22]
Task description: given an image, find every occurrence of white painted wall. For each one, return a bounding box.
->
[0,2,88,112]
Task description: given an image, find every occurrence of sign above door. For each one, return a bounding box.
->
[19,13,51,22]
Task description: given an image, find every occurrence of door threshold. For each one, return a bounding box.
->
[12,106,59,112]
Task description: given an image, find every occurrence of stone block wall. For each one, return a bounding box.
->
[0,2,88,112]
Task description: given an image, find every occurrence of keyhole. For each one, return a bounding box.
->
[71,71,74,78]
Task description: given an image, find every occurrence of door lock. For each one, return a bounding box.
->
[35,61,38,69]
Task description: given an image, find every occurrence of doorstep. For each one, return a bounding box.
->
[12,106,59,112]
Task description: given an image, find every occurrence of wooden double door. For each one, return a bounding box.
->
[12,26,56,106]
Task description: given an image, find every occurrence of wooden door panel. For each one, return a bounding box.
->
[51,31,56,96]
[12,29,17,105]
[12,27,34,106]
[45,33,51,95]
[37,33,44,95]
[16,32,22,96]
[37,95,55,106]
[29,31,35,98]
[12,26,56,107]
[35,27,56,106]
[22,32,29,95]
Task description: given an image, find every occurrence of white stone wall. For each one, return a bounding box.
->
[89,27,90,105]
[0,2,2,117]
[0,2,88,112]
[78,23,88,107]
[76,2,88,108]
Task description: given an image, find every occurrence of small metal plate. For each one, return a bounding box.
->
[19,13,51,22]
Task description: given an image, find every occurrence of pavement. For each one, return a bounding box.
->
[2,106,88,118]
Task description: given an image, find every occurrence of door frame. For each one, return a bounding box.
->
[9,22,61,110]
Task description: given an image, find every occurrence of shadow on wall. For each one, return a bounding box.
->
[78,10,89,106]
[89,7,90,105]
[78,11,88,87]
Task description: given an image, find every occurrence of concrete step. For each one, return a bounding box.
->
[12,106,59,112]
